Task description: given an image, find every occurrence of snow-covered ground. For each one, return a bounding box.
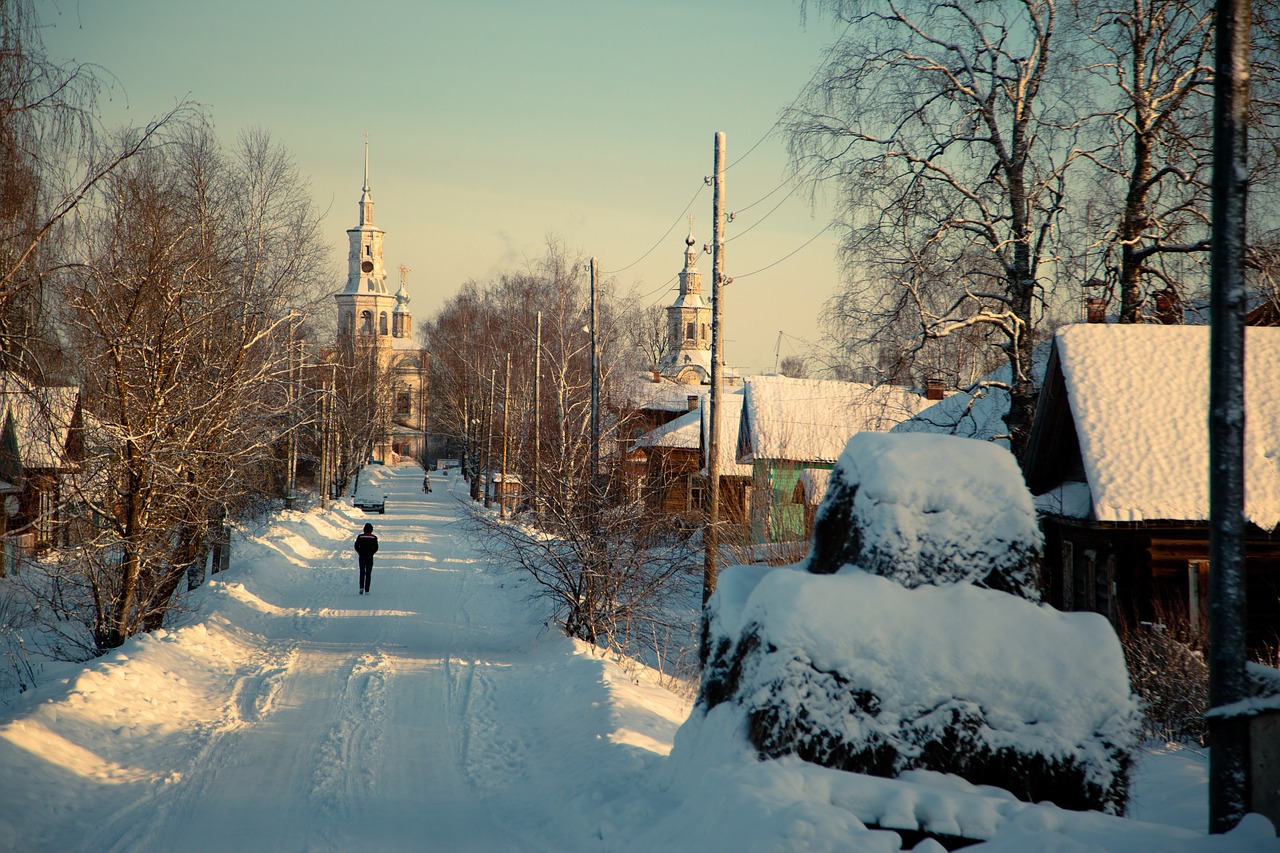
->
[0,465,1274,852]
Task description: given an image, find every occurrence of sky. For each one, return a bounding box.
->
[0,463,1246,851]
[41,0,845,375]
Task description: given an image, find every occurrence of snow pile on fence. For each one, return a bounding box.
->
[691,432,1140,822]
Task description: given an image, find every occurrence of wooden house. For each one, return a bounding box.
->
[1024,325,1280,650]
[633,405,703,516]
[699,386,752,528]
[0,374,83,552]
[736,375,929,543]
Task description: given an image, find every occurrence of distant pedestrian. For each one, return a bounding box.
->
[354,522,378,595]
[423,474,432,493]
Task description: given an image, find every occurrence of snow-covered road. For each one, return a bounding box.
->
[0,464,688,852]
[2,464,1273,853]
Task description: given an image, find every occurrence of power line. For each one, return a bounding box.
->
[725,19,856,173]
[602,182,705,275]
[733,224,835,280]
[726,180,804,243]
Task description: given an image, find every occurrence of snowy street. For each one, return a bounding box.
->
[1,463,1275,852]
[0,464,687,852]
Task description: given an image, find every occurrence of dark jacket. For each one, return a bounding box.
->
[354,532,379,557]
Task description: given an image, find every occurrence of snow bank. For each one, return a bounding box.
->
[808,432,1043,599]
[699,564,1140,816]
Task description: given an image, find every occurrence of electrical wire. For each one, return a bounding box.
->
[726,180,804,243]
[733,224,835,279]
[725,18,856,173]
[602,182,705,275]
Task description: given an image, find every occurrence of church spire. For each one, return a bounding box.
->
[359,133,374,226]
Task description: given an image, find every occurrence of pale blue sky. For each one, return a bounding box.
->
[43,0,842,373]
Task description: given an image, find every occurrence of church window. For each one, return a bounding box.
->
[686,321,695,341]
[379,312,389,335]
[700,323,707,341]
[365,245,371,256]
[360,310,373,334]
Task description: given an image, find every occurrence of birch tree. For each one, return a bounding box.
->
[0,0,187,378]
[42,121,327,652]
[788,0,1083,460]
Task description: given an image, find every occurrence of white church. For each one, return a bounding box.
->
[333,143,428,464]
[657,221,712,384]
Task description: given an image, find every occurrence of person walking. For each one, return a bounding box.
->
[354,522,379,595]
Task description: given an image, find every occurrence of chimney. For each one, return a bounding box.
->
[925,378,945,401]
[651,367,661,383]
[687,395,699,410]
[1154,288,1182,325]
[1085,297,1107,324]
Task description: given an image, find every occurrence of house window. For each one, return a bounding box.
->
[1076,549,1096,611]
[1061,541,1074,610]
[1096,554,1115,622]
[36,486,56,545]
[1188,560,1209,628]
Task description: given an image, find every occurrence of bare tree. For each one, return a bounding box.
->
[625,302,669,372]
[41,120,327,652]
[789,0,1084,460]
[0,0,188,378]
[1077,0,1215,323]
[778,355,810,379]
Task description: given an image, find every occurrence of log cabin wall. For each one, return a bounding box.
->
[1041,517,1280,654]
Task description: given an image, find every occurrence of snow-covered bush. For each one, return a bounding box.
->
[807,432,1043,599]
[691,433,1140,818]
[698,565,1141,815]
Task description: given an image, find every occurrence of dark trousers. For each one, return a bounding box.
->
[359,557,373,593]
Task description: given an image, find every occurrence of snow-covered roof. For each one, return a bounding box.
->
[634,406,701,451]
[0,373,79,470]
[738,375,929,465]
[700,387,751,477]
[891,345,1052,447]
[1030,324,1280,529]
[614,372,705,413]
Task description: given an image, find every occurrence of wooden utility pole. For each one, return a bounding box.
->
[589,258,601,487]
[500,353,511,518]
[320,366,330,508]
[285,318,298,509]
[534,311,542,513]
[1208,0,1251,833]
[704,131,727,630]
[419,348,430,467]
[484,367,496,508]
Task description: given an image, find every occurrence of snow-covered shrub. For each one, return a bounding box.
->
[807,432,1043,599]
[697,565,1141,815]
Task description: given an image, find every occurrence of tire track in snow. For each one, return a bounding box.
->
[310,649,390,823]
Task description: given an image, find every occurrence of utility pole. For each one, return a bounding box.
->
[285,317,298,509]
[500,353,511,519]
[319,364,328,508]
[534,311,542,514]
[484,367,496,508]
[419,348,430,469]
[589,257,601,488]
[704,131,727,628]
[1208,0,1251,833]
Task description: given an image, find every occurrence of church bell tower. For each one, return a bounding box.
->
[336,137,394,342]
